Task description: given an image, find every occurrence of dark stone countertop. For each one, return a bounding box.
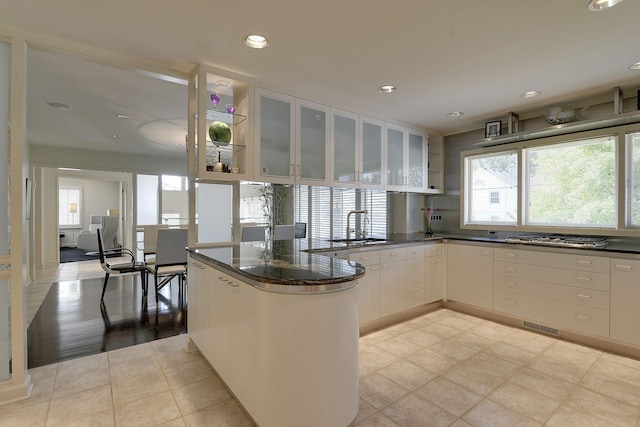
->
[188,239,365,294]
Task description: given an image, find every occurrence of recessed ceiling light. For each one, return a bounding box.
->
[112,134,118,138]
[243,34,269,49]
[588,0,625,11]
[116,113,129,119]
[447,111,464,117]
[377,85,397,94]
[630,61,640,70]
[46,102,71,110]
[215,80,231,88]
[520,90,542,99]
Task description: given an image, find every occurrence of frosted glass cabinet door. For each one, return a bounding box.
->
[361,117,383,189]
[386,125,405,189]
[331,109,358,187]
[256,89,295,182]
[407,129,426,191]
[297,101,329,185]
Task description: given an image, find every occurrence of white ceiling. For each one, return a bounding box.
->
[3,0,640,157]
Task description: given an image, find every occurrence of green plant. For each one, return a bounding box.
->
[257,184,287,241]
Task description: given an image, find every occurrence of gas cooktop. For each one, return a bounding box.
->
[505,234,609,249]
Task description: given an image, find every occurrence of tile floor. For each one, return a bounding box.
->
[8,261,640,426]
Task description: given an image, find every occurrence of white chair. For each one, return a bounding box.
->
[274,225,295,240]
[241,225,266,242]
[142,224,169,265]
[77,215,119,252]
[146,228,188,304]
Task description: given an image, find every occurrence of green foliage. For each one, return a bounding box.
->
[257,184,287,240]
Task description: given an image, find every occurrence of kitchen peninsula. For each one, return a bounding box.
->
[187,240,364,427]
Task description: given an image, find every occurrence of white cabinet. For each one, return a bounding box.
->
[255,88,296,183]
[349,249,381,324]
[424,244,444,303]
[384,124,428,192]
[360,116,384,190]
[610,258,640,346]
[447,244,494,309]
[406,245,426,308]
[380,247,407,316]
[189,65,251,180]
[297,100,330,185]
[427,135,444,193]
[330,109,359,188]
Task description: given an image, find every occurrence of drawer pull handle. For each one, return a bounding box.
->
[362,256,369,261]
[369,266,380,271]
[228,281,239,287]
[575,276,592,282]
[481,250,492,256]
[505,281,518,288]
[505,253,517,258]
[431,260,439,265]
[505,299,517,305]
[576,294,592,300]
[614,264,632,271]
[575,314,591,321]
[506,267,518,272]
[382,264,390,269]
[576,260,592,266]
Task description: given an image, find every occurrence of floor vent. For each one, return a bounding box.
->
[523,321,560,337]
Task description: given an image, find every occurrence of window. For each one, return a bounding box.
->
[628,131,640,227]
[526,135,616,227]
[59,187,81,227]
[465,151,517,225]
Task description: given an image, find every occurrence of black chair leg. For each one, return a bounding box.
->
[140,270,147,297]
[101,273,110,301]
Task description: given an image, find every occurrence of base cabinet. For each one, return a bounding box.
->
[424,244,443,303]
[446,244,494,309]
[611,259,640,346]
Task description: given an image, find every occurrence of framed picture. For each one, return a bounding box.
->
[485,120,502,138]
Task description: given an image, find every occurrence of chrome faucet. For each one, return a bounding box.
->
[346,210,368,240]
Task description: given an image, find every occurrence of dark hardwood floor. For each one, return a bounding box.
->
[27,274,187,368]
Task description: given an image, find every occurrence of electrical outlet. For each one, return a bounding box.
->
[488,230,497,236]
[430,214,443,222]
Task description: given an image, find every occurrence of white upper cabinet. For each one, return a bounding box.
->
[427,134,444,193]
[330,109,359,188]
[385,124,429,192]
[255,88,296,184]
[297,100,330,186]
[360,116,384,190]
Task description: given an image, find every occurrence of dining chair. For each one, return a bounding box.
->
[146,228,188,304]
[241,225,266,242]
[142,224,169,265]
[274,224,295,240]
[97,228,147,303]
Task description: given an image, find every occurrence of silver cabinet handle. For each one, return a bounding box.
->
[614,264,632,271]
[576,260,592,266]
[505,253,517,258]
[505,281,518,288]
[575,293,592,301]
[505,267,517,272]
[575,314,591,321]
[480,250,492,256]
[575,276,592,282]
[505,299,517,305]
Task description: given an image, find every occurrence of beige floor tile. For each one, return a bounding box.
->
[383,322,416,336]
[421,309,457,322]
[151,334,188,354]
[402,314,436,329]
[0,400,49,427]
[527,346,599,384]
[381,393,457,427]
[111,369,170,407]
[61,408,115,427]
[423,322,461,339]
[158,418,187,427]
[162,358,214,389]
[28,363,58,384]
[445,331,494,351]
[406,348,458,375]
[600,351,640,370]
[395,328,443,348]
[355,412,401,426]
[172,376,231,416]
[52,366,111,398]
[355,398,377,423]
[500,329,555,354]
[182,399,253,427]
[467,322,514,341]
[46,384,113,426]
[359,373,409,409]
[579,356,640,406]
[561,386,640,426]
[462,399,540,427]
[108,342,156,365]
[429,338,479,361]
[507,368,574,402]
[482,341,538,366]
[359,346,400,376]
[449,420,473,427]
[437,315,478,331]
[415,377,483,417]
[546,405,618,427]
[114,390,181,427]
[109,356,163,384]
[362,329,396,346]
[56,352,109,379]
[445,352,519,396]
[155,346,205,370]
[377,360,437,391]
[488,382,559,424]
[374,335,423,358]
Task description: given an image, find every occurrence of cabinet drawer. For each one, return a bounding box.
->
[424,244,443,258]
[407,274,425,292]
[380,247,407,263]
[494,289,609,338]
[494,248,609,273]
[494,261,610,292]
[406,245,425,259]
[406,289,425,308]
[407,258,425,276]
[349,250,380,266]
[494,276,609,309]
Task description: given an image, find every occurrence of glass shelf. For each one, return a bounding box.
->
[427,151,441,157]
[205,143,247,173]
[205,109,247,126]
